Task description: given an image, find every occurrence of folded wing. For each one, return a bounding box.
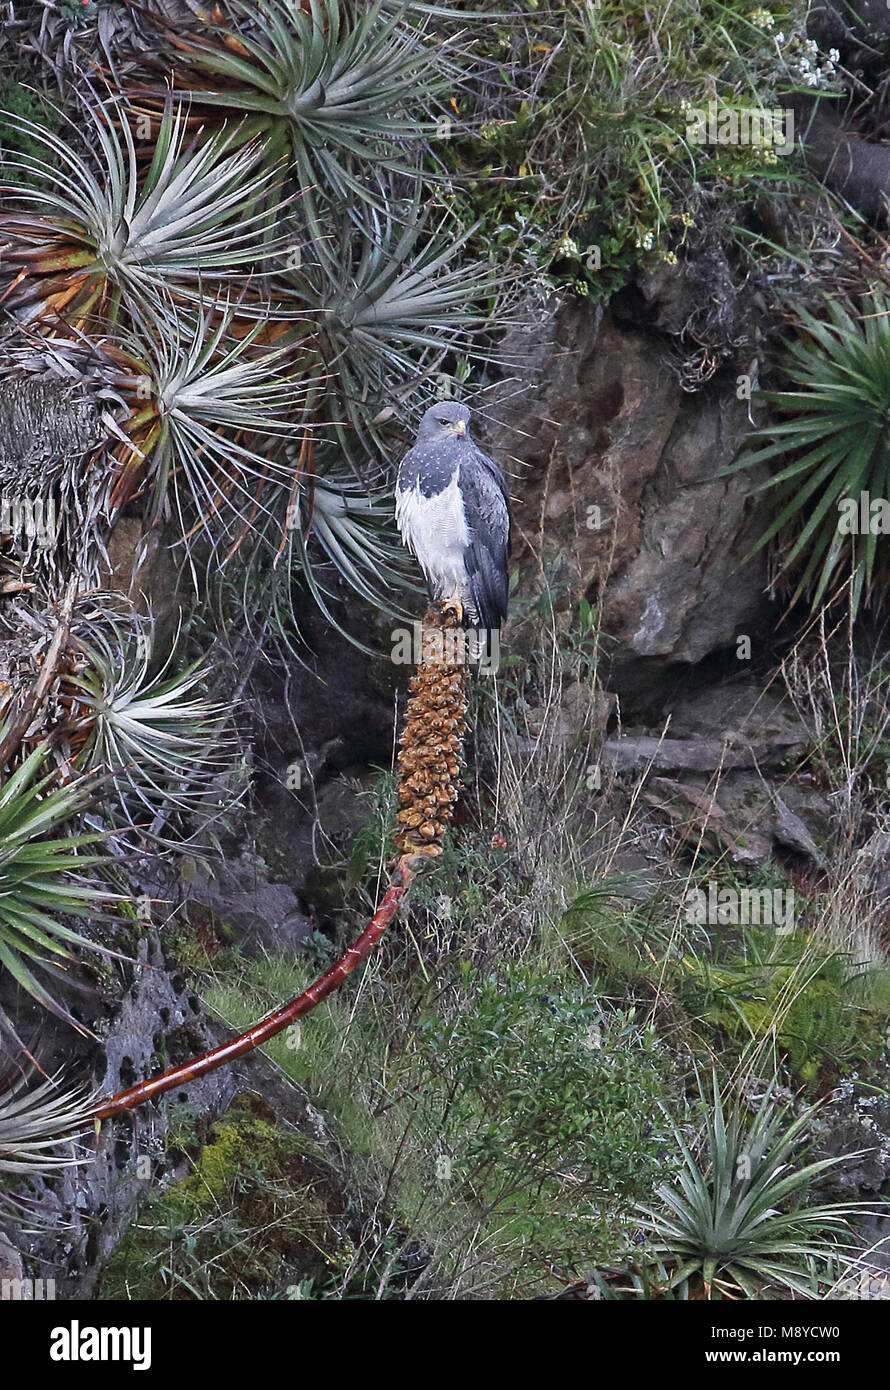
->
[459,447,511,631]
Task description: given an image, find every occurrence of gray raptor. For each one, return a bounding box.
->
[395,401,511,630]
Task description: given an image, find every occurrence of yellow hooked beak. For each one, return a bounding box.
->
[450,419,467,436]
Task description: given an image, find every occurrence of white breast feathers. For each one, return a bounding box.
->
[395,467,470,600]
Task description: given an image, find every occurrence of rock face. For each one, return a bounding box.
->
[480,299,772,688]
[14,929,238,1299]
[798,8,890,224]
[809,1,890,74]
[580,676,831,901]
[182,850,313,956]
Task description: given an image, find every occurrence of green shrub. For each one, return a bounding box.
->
[0,82,57,180]
[412,962,671,1274]
[446,0,825,303]
[202,943,672,1291]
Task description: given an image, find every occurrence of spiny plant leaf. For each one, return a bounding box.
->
[156,0,454,208]
[0,94,282,332]
[284,185,500,461]
[228,452,418,657]
[727,296,890,618]
[0,1072,95,1229]
[66,616,229,822]
[0,745,116,1039]
[100,298,314,545]
[284,463,417,617]
[635,1071,874,1298]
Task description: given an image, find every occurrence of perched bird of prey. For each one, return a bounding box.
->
[395,402,511,630]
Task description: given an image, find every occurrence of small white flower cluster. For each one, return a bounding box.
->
[553,233,580,259]
[634,229,655,251]
[774,31,841,88]
[748,8,775,30]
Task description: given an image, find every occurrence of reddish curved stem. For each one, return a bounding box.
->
[91,855,420,1122]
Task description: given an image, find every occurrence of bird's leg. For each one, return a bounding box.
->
[440,590,463,623]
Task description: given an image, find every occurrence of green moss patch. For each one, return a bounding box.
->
[97,1094,353,1300]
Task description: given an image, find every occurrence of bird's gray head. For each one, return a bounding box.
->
[416,401,472,443]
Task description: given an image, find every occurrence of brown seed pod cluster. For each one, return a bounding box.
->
[395,603,467,857]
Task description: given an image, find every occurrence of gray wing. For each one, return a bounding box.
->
[459,446,511,630]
